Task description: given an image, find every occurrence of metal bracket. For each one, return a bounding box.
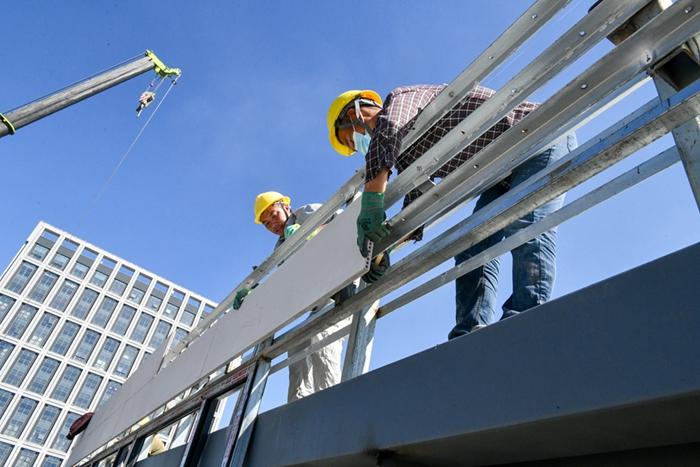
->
[145,49,182,78]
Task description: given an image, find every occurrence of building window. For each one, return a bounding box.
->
[6,262,38,294]
[61,238,79,252]
[89,270,109,288]
[42,456,64,467]
[109,279,127,296]
[0,441,13,465]
[173,328,189,347]
[111,305,136,335]
[0,388,14,415]
[49,253,70,271]
[0,294,16,324]
[202,303,215,319]
[27,404,61,444]
[164,302,179,319]
[70,288,99,319]
[114,345,139,377]
[5,304,38,339]
[28,357,60,394]
[136,273,152,287]
[49,321,80,356]
[13,448,39,467]
[127,287,145,305]
[27,312,59,348]
[40,229,60,242]
[94,337,120,370]
[146,294,162,312]
[73,373,103,409]
[0,340,16,368]
[148,320,172,349]
[98,380,122,407]
[70,261,90,279]
[130,313,154,344]
[3,349,38,387]
[73,329,101,363]
[2,396,38,438]
[29,243,50,261]
[180,310,196,327]
[51,412,79,452]
[28,271,59,303]
[91,296,117,328]
[171,289,185,301]
[48,279,79,311]
[50,366,81,402]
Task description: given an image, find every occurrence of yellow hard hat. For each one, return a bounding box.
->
[254,191,291,224]
[326,89,382,156]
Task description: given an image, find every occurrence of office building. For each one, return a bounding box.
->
[0,222,217,466]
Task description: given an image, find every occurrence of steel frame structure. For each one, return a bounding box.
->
[69,1,700,466]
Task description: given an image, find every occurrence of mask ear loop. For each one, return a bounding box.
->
[352,99,374,137]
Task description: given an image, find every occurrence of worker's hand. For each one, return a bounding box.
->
[232,288,251,310]
[357,192,390,255]
[284,223,301,239]
[362,251,390,284]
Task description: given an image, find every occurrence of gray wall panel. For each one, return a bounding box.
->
[70,198,370,464]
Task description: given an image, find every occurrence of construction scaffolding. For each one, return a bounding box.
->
[68,0,700,466]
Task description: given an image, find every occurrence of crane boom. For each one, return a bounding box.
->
[0,50,180,139]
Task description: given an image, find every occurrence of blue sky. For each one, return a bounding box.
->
[2,1,699,412]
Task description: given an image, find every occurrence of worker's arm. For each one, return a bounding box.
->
[364,168,390,194]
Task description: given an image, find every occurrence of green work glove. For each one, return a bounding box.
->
[362,251,391,284]
[357,192,391,255]
[232,288,251,310]
[284,223,301,239]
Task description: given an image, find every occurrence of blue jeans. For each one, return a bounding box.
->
[449,133,578,340]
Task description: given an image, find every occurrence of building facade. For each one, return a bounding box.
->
[0,222,217,466]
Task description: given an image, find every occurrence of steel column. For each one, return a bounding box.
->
[229,339,273,467]
[342,297,379,381]
[178,398,219,467]
[654,71,700,211]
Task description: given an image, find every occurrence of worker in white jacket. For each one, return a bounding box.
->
[234,191,348,402]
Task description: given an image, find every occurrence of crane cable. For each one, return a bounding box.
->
[79,76,179,224]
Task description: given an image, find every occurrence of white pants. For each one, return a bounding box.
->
[287,316,350,402]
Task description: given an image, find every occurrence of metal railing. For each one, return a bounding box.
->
[70,1,700,465]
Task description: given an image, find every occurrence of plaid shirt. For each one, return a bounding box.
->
[365,84,539,206]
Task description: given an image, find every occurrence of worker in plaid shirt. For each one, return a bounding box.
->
[326,85,577,338]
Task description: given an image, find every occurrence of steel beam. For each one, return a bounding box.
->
[399,0,571,153]
[384,0,651,207]
[263,77,700,362]
[167,0,570,361]
[381,0,700,251]
[378,146,681,317]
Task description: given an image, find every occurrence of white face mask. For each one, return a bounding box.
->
[351,99,372,155]
[353,131,372,156]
